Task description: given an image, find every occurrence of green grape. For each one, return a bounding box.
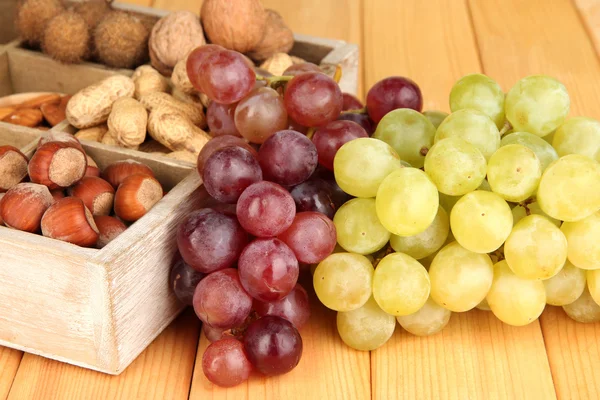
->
[487,260,546,326]
[543,260,586,306]
[336,297,396,351]
[553,117,600,162]
[501,131,559,171]
[372,252,430,316]
[334,198,391,255]
[373,109,436,168]
[478,179,492,191]
[429,241,494,312]
[400,160,412,168]
[487,144,542,202]
[390,206,449,259]
[505,75,570,137]
[333,138,401,198]
[476,297,491,311]
[562,287,600,323]
[396,297,451,336]
[424,137,486,196]
[504,215,567,280]
[449,73,505,129]
[543,130,556,144]
[313,253,374,312]
[450,191,512,254]
[511,200,561,228]
[435,109,500,160]
[537,154,600,222]
[423,110,449,129]
[587,269,600,306]
[438,179,490,214]
[376,168,439,236]
[561,211,600,270]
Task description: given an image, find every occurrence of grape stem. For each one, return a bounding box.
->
[333,65,343,83]
[306,127,316,140]
[499,120,513,137]
[256,74,295,91]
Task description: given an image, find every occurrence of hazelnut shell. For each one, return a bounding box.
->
[41,197,99,247]
[114,174,163,222]
[0,183,53,232]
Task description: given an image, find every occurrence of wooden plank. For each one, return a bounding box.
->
[0,348,22,400]
[573,0,600,59]
[468,1,600,398]
[6,309,200,400]
[188,274,371,400]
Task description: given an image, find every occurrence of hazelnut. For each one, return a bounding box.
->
[114,174,163,222]
[38,131,83,151]
[50,189,65,202]
[28,141,87,189]
[0,193,5,226]
[0,145,29,192]
[94,215,127,248]
[102,160,155,189]
[85,155,101,178]
[70,176,115,216]
[41,197,99,247]
[0,183,53,232]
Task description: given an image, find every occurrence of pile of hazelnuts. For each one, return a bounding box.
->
[0,132,164,248]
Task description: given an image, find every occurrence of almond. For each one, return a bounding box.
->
[0,107,15,120]
[17,93,62,109]
[3,109,44,127]
[40,95,71,126]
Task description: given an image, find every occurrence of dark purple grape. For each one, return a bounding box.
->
[207,102,241,138]
[258,130,318,186]
[290,179,336,218]
[283,63,323,76]
[243,316,303,376]
[177,208,248,274]
[278,211,336,264]
[197,135,257,176]
[193,268,252,329]
[196,50,256,104]
[312,120,368,170]
[338,112,375,135]
[236,181,295,237]
[325,179,350,209]
[203,324,226,343]
[366,76,423,124]
[170,258,205,305]
[253,284,311,329]
[284,72,343,127]
[202,338,252,387]
[342,93,363,111]
[203,146,263,204]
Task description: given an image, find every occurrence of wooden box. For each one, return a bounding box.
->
[0,4,359,375]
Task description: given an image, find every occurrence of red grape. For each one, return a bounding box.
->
[312,120,368,170]
[283,63,322,76]
[258,130,318,186]
[186,44,225,89]
[366,76,423,123]
[278,211,336,264]
[236,181,295,237]
[203,146,263,204]
[288,119,309,134]
[338,112,375,135]
[253,284,310,329]
[235,87,288,144]
[238,238,299,302]
[202,338,252,387]
[289,179,337,218]
[284,72,343,127]
[342,93,363,111]
[243,316,303,376]
[193,268,252,329]
[203,324,226,342]
[177,208,248,273]
[170,258,205,305]
[207,102,241,138]
[197,135,257,175]
[196,50,256,104]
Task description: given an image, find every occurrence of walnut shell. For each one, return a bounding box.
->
[201,0,267,53]
[260,53,294,77]
[149,11,206,77]
[247,9,294,61]
[139,92,206,128]
[147,106,211,155]
[107,97,148,148]
[132,65,169,99]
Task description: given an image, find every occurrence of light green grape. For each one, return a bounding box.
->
[562,287,600,323]
[450,190,513,254]
[372,252,430,316]
[505,75,570,137]
[396,297,451,336]
[400,160,412,168]
[336,297,396,351]
[449,73,505,129]
[390,206,449,259]
[543,260,586,306]
[587,269,600,306]
[424,137,486,196]
[313,253,374,312]
[561,211,600,270]
[504,215,567,280]
[501,131,558,171]
[434,108,501,159]
[511,200,561,228]
[537,154,600,221]
[552,117,600,162]
[543,130,556,144]
[487,144,542,202]
[423,110,449,129]
[429,241,494,312]
[376,168,439,236]
[373,109,436,168]
[476,297,491,311]
[334,138,401,198]
[438,179,490,214]
[334,198,391,255]
[487,260,546,326]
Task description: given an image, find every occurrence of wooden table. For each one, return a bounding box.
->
[3,0,600,398]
